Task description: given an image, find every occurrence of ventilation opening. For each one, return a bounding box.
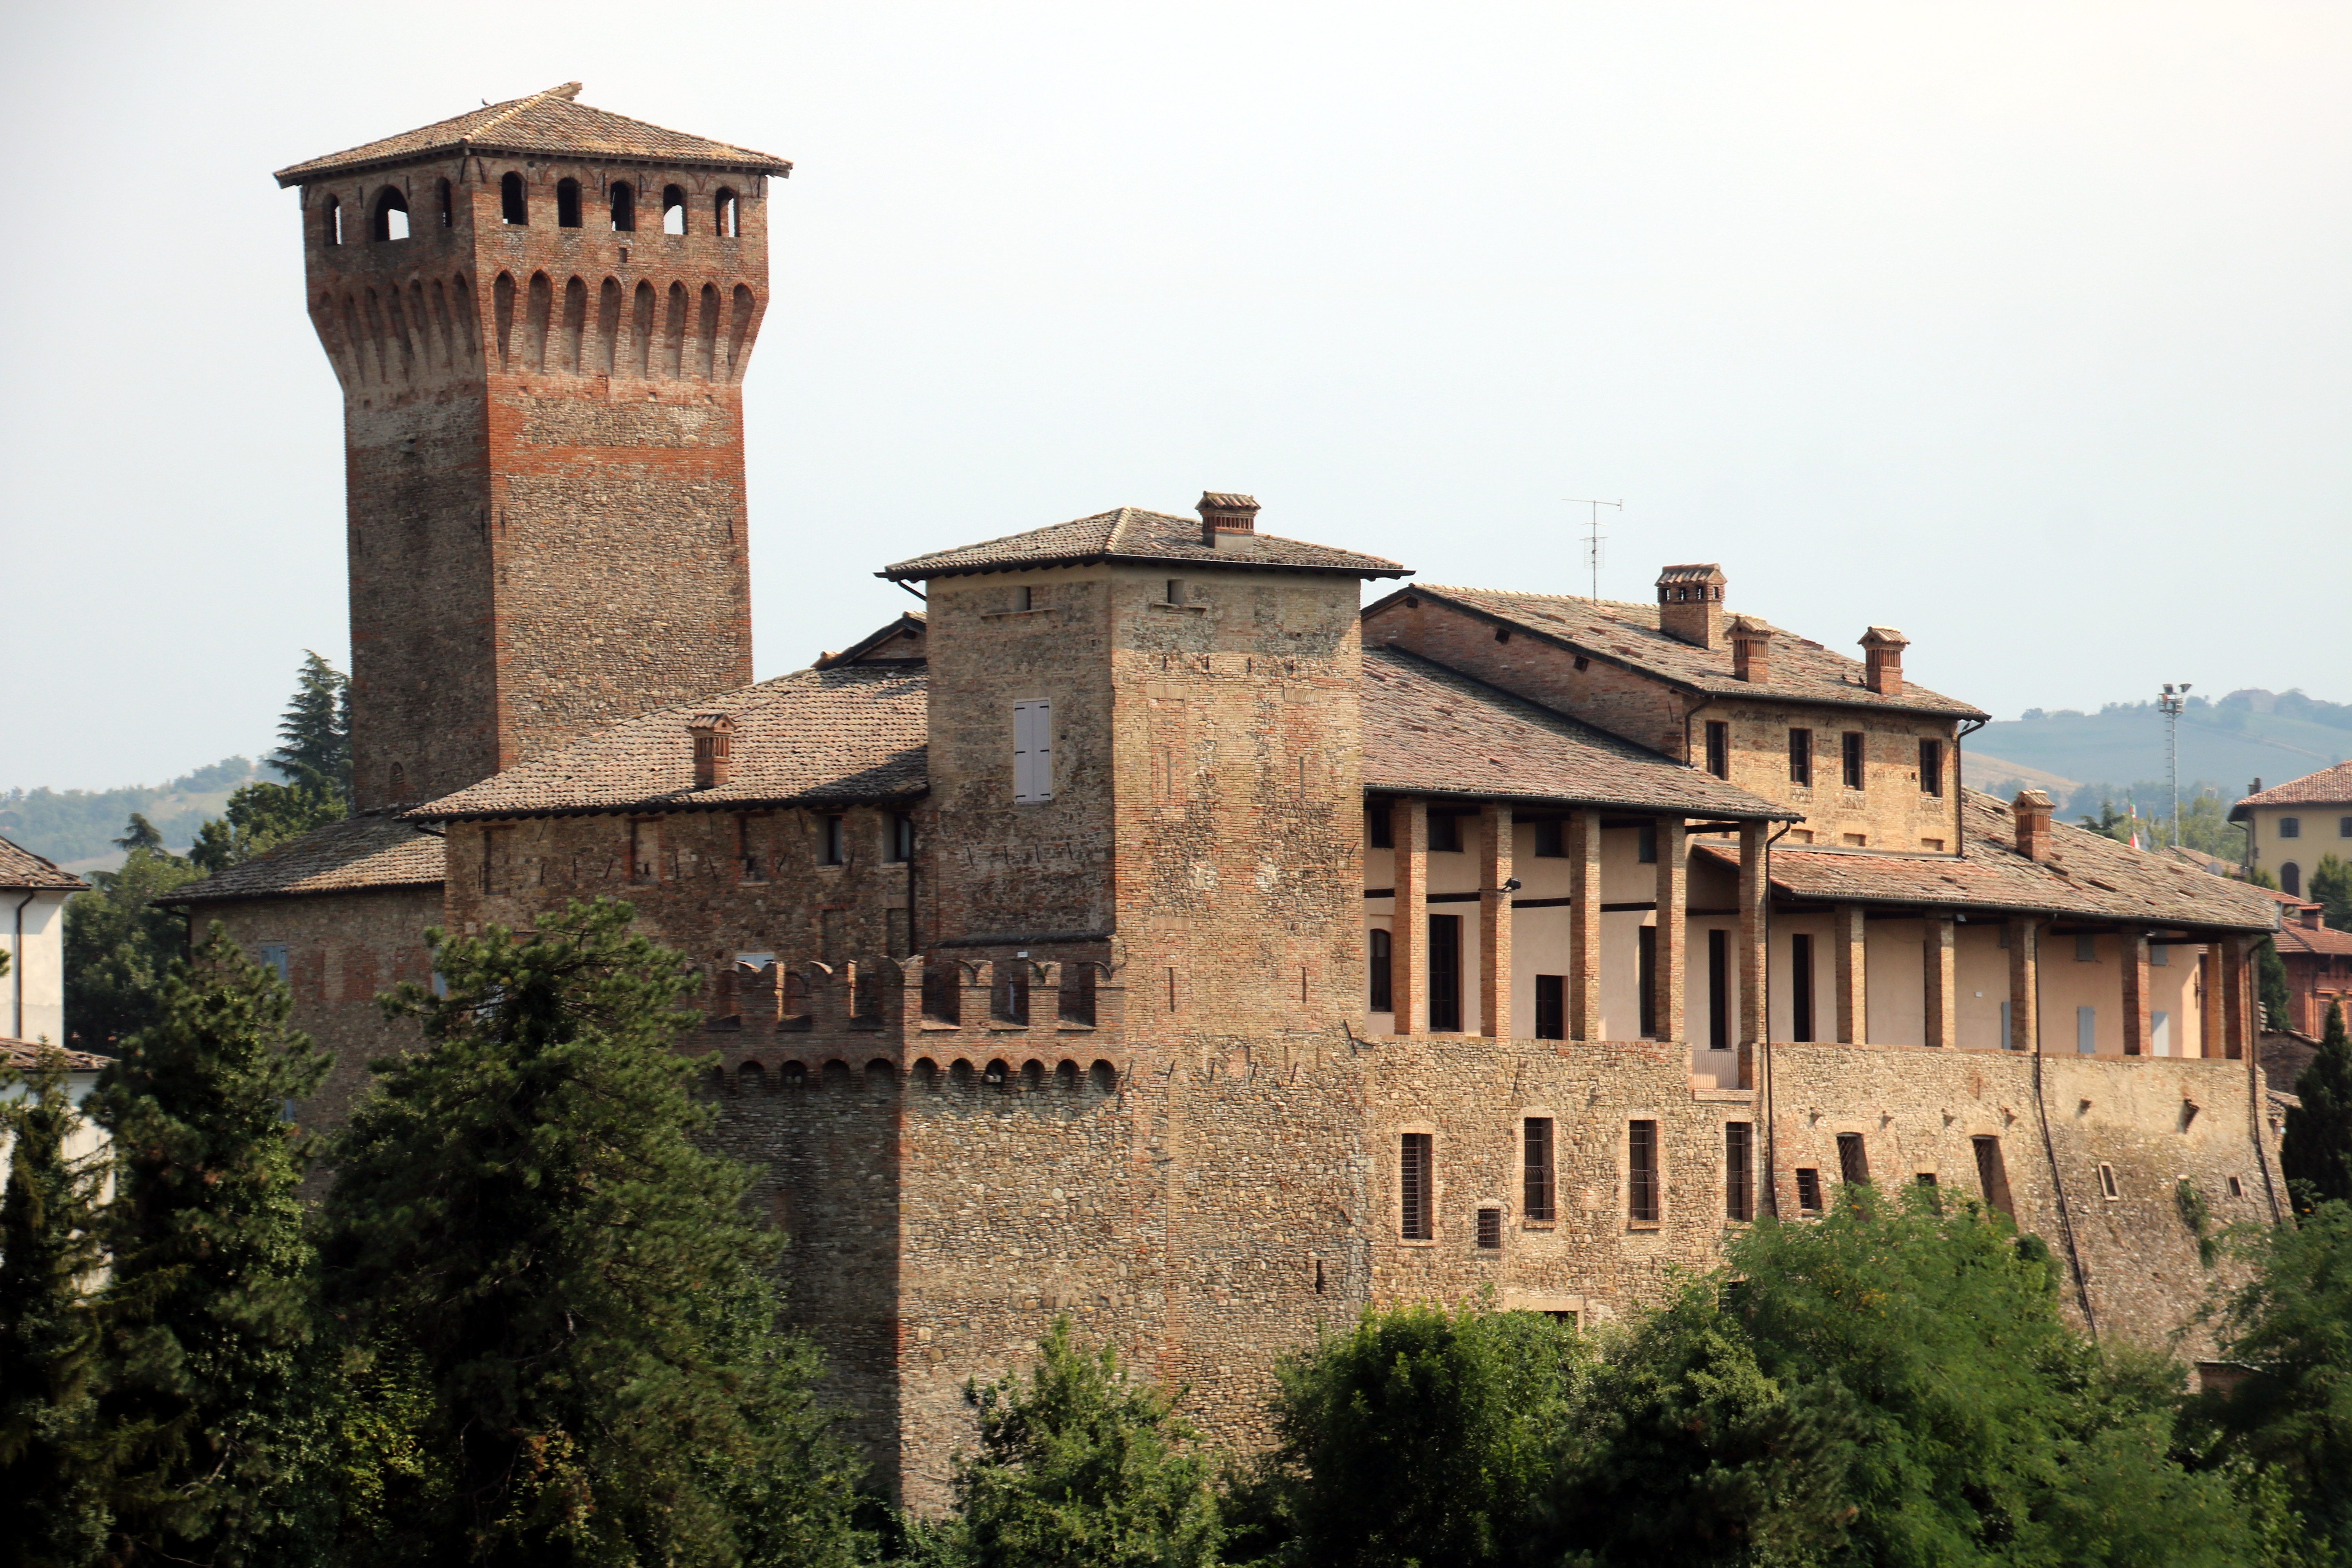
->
[501,172,528,225]
[715,187,740,237]
[610,181,636,232]
[662,184,687,234]
[556,177,582,228]
[371,186,410,242]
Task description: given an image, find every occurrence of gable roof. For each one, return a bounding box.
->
[1375,584,1984,719]
[2275,915,2352,959]
[274,83,791,186]
[2230,760,2352,818]
[163,812,446,905]
[881,507,1408,583]
[408,666,927,822]
[1696,789,2281,933]
[1363,649,1794,820]
[0,836,87,893]
[815,612,927,670]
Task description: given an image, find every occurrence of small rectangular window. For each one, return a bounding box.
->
[2150,942,2168,967]
[1795,1167,1823,1213]
[1428,914,1463,1031]
[1400,1132,1434,1240]
[1790,932,1815,1042]
[1637,821,1658,863]
[1972,1136,2014,1216]
[1707,928,1730,1050]
[629,819,659,884]
[1788,728,1813,786]
[887,813,914,862]
[1165,578,1185,604]
[1428,813,1463,853]
[1918,738,1944,796]
[1367,806,1394,849]
[2078,1004,2098,1055]
[1725,1122,1753,1221]
[2339,816,2351,838]
[1628,1120,1660,1223]
[479,826,508,893]
[1637,925,1658,1038]
[1476,1207,1503,1250]
[1533,818,1565,857]
[1705,720,1730,779]
[1534,975,1565,1040]
[1012,700,1053,802]
[2098,1162,2120,1201]
[819,815,846,866]
[1836,1132,1870,1187]
[258,943,290,984]
[1842,731,1866,790]
[2227,1174,2244,1198]
[1014,584,1033,612]
[2076,933,2097,962]
[2279,817,2301,838]
[1523,1118,1556,1221]
[1368,928,1393,1012]
[734,814,764,881]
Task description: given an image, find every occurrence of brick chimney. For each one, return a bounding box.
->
[1655,564,1727,649]
[1860,626,1909,695]
[1199,492,1259,551]
[688,713,735,789]
[1728,615,1772,682]
[2302,905,2324,931]
[2013,789,2053,861]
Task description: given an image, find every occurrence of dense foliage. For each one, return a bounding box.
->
[2281,1001,2352,1215]
[2310,853,2352,933]
[189,653,352,874]
[61,835,202,1049]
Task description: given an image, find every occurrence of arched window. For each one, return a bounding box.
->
[322,194,342,247]
[662,185,687,235]
[715,187,740,238]
[2282,862,2302,897]
[609,181,636,232]
[501,172,528,225]
[371,186,410,242]
[436,177,454,228]
[556,177,582,229]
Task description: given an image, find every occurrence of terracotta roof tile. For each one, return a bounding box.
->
[410,666,927,821]
[164,813,446,905]
[2,1039,110,1074]
[1363,649,1795,819]
[274,83,791,185]
[0,836,87,892]
[1387,585,1984,719]
[2275,918,2352,957]
[2230,760,2352,815]
[1695,790,2281,931]
[882,507,1408,582]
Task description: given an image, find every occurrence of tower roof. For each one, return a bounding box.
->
[273,82,791,187]
[881,506,1409,583]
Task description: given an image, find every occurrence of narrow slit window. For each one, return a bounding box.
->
[1368,928,1393,1013]
[887,813,914,863]
[1725,1122,1753,1221]
[323,194,343,246]
[1842,731,1866,790]
[1707,928,1730,1049]
[1534,975,1564,1040]
[436,177,453,227]
[1705,720,1731,779]
[1788,728,1813,786]
[1836,1132,1870,1187]
[610,181,637,232]
[1400,1132,1434,1240]
[628,819,658,884]
[2098,1162,2120,1201]
[1523,1118,1555,1221]
[819,815,846,866]
[1012,700,1054,802]
[1790,932,1815,1042]
[1627,1120,1660,1223]
[501,171,528,225]
[1427,914,1462,1032]
[1918,737,1944,796]
[1637,925,1658,1038]
[1972,1136,2014,1215]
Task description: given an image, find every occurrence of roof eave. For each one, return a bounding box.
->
[160,875,445,907]
[274,138,793,189]
[1363,782,1799,821]
[404,782,931,826]
[879,554,1412,584]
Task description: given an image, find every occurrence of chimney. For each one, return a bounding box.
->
[688,713,735,789]
[1728,616,1773,682]
[2303,905,2323,930]
[1198,491,1260,551]
[1860,626,1909,695]
[1655,564,1727,648]
[2013,789,2054,862]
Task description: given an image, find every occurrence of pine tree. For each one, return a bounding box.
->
[2310,853,2352,933]
[270,651,351,796]
[2281,1001,2352,1216]
[87,927,333,1566]
[111,815,164,855]
[319,898,865,1568]
[187,654,353,875]
[0,1047,111,1566]
[63,829,202,1050]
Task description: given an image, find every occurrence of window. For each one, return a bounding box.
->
[2098,1162,2120,1201]
[1795,1167,1823,1213]
[436,176,454,227]
[322,194,342,246]
[1627,1121,1660,1222]
[556,177,582,228]
[1707,929,1730,1050]
[1841,833,1867,847]
[1165,577,1186,604]
[662,184,687,234]
[1573,655,1590,671]
[2227,1174,2244,1198]
[1788,728,1813,786]
[2076,933,2097,962]
[2340,817,2352,838]
[887,813,914,862]
[735,815,764,881]
[2150,943,2168,967]
[1725,1122,1753,1221]
[1428,915,1463,1032]
[1705,720,1730,779]
[610,181,637,231]
[1842,731,1865,790]
[1973,1136,2014,1215]
[628,819,658,883]
[1637,925,1658,1037]
[818,815,846,866]
[1368,929,1393,1012]
[1836,1132,1870,1187]
[501,171,528,225]
[1790,933,1815,1042]
[258,943,290,984]
[2280,816,2301,838]
[1367,806,1393,848]
[1013,700,1053,802]
[715,187,740,237]
[2000,998,2013,1051]
[1534,975,1565,1040]
[1533,818,1565,857]
[2281,862,2302,897]
[1637,821,1658,863]
[479,828,508,894]
[371,185,410,242]
[1400,1132,1434,1240]
[2152,1009,2171,1055]
[1918,738,1944,796]
[1428,813,1463,853]
[1523,1118,1555,1221]
[2078,1005,2098,1055]
[1477,1207,1503,1249]
[1012,584,1033,612]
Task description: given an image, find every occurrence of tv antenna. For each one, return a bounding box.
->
[1564,499,1622,601]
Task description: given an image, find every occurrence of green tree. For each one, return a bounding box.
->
[85,928,334,1566]
[2281,1002,2352,1216]
[2259,940,2293,1034]
[270,650,352,797]
[1258,1299,1579,1568]
[2309,853,2352,933]
[62,829,202,1050]
[112,815,164,855]
[186,655,353,875]
[319,898,864,1568]
[0,1047,111,1566]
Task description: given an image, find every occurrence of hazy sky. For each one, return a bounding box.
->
[5,2,2347,792]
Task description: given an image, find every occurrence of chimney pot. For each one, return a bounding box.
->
[1860,625,1909,696]
[1654,563,1728,648]
[2013,788,2054,862]
[1198,491,1260,550]
[1728,615,1773,682]
[688,712,736,789]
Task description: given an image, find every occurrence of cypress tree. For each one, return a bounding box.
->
[319,897,864,1568]
[269,651,352,796]
[2281,1001,2352,1216]
[87,928,332,1566]
[0,1047,111,1566]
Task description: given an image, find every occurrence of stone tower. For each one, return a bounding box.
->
[274,83,789,810]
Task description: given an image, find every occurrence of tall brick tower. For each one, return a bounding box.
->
[274,84,788,810]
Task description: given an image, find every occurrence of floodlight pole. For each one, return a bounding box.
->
[2159,683,2191,850]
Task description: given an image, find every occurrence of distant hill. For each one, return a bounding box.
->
[1969,688,2350,815]
[0,756,270,871]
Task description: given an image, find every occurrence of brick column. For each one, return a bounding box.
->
[2200,945,2225,1060]
[2221,935,2254,1061]
[1393,799,1428,1037]
[1923,915,1956,1048]
[2120,928,2150,1056]
[1569,807,1603,1040]
[1653,816,1686,1043]
[1833,903,1868,1044]
[2009,918,2040,1053]
[1737,822,1769,1088]
[1479,803,1514,1040]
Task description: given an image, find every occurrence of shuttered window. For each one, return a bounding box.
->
[1523,1117,1555,1221]
[1012,700,1053,802]
[1400,1132,1434,1240]
[1628,1120,1659,1222]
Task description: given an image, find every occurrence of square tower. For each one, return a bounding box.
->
[274,83,788,809]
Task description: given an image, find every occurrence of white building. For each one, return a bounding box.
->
[3,835,87,1049]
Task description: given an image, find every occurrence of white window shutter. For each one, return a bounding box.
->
[1013,700,1053,802]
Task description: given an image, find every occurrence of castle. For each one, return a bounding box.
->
[169,85,2288,1508]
